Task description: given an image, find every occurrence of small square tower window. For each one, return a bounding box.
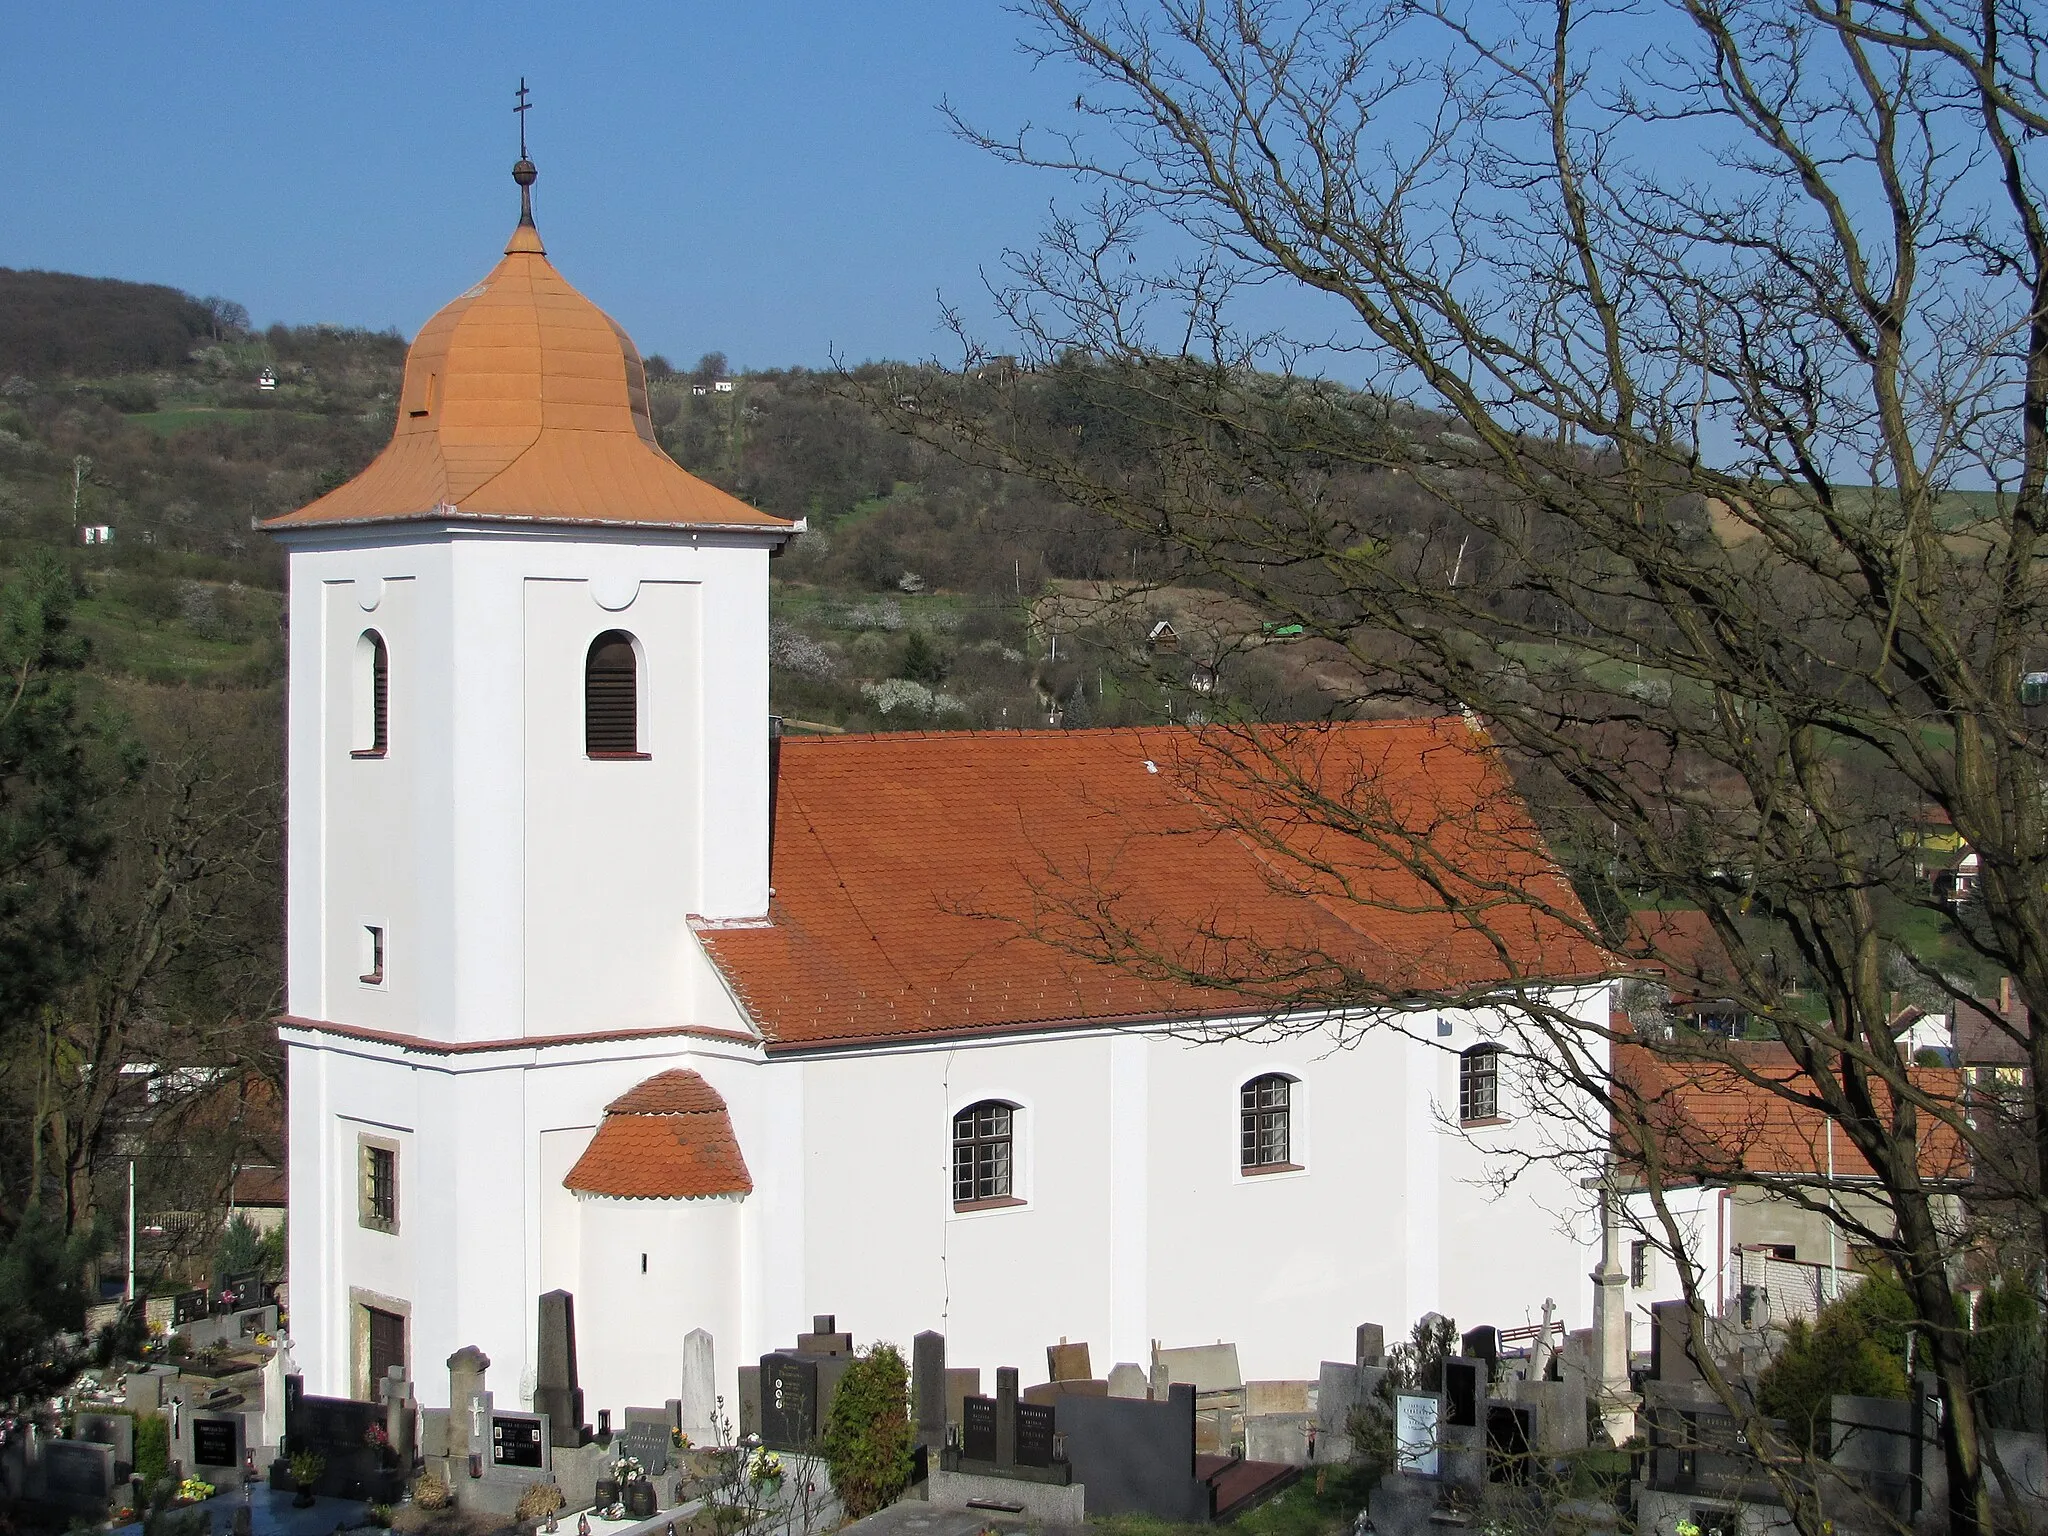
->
[360,926,385,985]
[359,1136,399,1233]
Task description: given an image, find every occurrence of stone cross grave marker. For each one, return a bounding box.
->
[380,1365,416,1461]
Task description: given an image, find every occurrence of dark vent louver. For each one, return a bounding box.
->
[586,632,639,755]
[369,633,389,752]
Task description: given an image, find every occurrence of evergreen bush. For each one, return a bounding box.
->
[1758,1281,1912,1449]
[134,1412,169,1484]
[821,1342,914,1519]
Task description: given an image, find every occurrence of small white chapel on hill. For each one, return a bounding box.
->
[269,159,1615,1418]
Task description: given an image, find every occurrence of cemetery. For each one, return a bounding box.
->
[4,1261,2040,1536]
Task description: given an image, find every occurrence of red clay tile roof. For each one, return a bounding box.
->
[704,721,1609,1049]
[1615,1040,1968,1183]
[563,1070,752,1199]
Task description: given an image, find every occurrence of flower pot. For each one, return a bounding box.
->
[293,1482,316,1509]
[625,1479,657,1520]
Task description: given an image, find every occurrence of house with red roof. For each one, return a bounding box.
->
[270,163,1616,1420]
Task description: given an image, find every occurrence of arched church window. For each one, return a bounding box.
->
[1459,1045,1503,1124]
[585,631,643,757]
[352,630,388,757]
[1240,1073,1296,1171]
[952,1100,1017,1207]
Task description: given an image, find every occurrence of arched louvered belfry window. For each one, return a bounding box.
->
[352,630,388,756]
[585,631,641,757]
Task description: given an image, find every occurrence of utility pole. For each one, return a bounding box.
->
[127,1159,136,1303]
[72,455,91,530]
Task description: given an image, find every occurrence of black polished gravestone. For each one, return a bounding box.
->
[760,1355,819,1453]
[491,1414,545,1469]
[173,1289,211,1327]
[192,1414,243,1471]
[961,1396,998,1463]
[286,1394,402,1501]
[219,1271,261,1313]
[1444,1358,1481,1429]
[1014,1402,1055,1469]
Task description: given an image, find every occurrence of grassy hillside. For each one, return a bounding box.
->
[0,270,1337,730]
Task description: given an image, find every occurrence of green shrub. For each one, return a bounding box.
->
[1969,1274,2044,1432]
[1758,1281,1911,1450]
[134,1413,169,1484]
[821,1342,914,1519]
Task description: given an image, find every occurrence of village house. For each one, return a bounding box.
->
[267,162,1616,1417]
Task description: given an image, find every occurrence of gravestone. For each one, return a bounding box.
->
[1355,1323,1386,1368]
[535,1293,586,1449]
[1462,1327,1499,1369]
[994,1366,1019,1469]
[489,1410,549,1473]
[760,1354,818,1452]
[961,1396,997,1462]
[447,1346,491,1458]
[1014,1401,1055,1468]
[173,1289,211,1327]
[126,1365,181,1414]
[220,1271,262,1313]
[1443,1358,1482,1429]
[913,1331,946,1448]
[1107,1363,1148,1399]
[191,1411,245,1473]
[379,1365,416,1461]
[76,1411,135,1479]
[41,1439,114,1514]
[679,1329,715,1447]
[736,1365,761,1439]
[1316,1362,1364,1459]
[944,1367,980,1428]
[1057,1383,1208,1522]
[288,1394,384,1498]
[796,1315,852,1356]
[619,1409,670,1477]
[1047,1340,1091,1382]
[1395,1393,1441,1476]
[1485,1403,1534,1483]
[1649,1301,1701,1383]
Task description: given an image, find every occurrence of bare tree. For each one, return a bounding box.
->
[863,1,2048,1530]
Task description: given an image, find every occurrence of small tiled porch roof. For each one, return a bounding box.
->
[563,1070,752,1200]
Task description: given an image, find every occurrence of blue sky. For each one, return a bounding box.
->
[2,3,1073,368]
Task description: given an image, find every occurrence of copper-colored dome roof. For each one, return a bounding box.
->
[266,195,791,535]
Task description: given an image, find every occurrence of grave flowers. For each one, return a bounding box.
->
[746,1448,782,1493]
[365,1420,397,1469]
[289,1451,326,1507]
[176,1477,217,1505]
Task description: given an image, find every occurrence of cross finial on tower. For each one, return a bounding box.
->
[511,77,539,234]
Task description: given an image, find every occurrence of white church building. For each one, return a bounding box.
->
[270,163,1615,1418]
